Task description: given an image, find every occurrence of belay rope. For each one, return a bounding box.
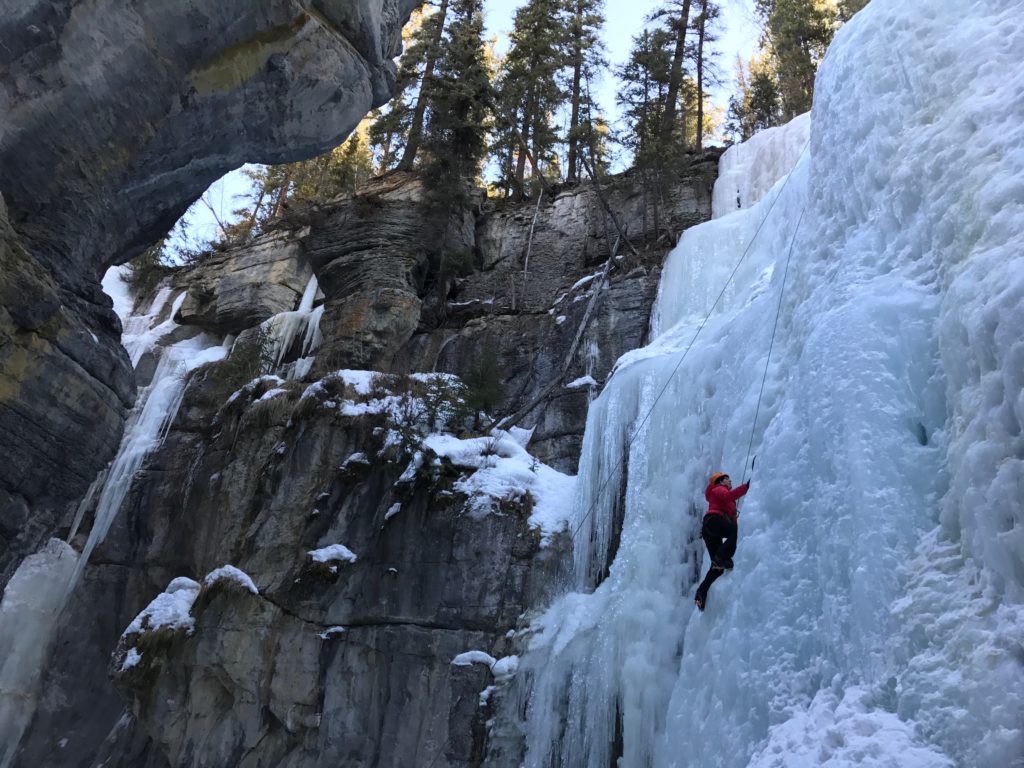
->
[569,141,810,544]
[742,206,806,482]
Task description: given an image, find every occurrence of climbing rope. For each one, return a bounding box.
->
[742,206,806,478]
[569,141,810,544]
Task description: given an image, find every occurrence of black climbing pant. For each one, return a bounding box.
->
[695,514,738,601]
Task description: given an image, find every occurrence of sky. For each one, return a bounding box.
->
[176,0,760,253]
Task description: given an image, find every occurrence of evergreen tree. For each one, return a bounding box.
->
[615,28,674,238]
[419,0,491,205]
[755,0,838,118]
[616,29,672,165]
[368,5,448,172]
[562,0,607,182]
[397,0,451,170]
[652,0,693,145]
[493,0,567,199]
[691,0,723,150]
[726,52,782,140]
[233,118,376,240]
[838,0,868,21]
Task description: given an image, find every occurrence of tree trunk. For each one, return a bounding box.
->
[661,0,692,144]
[397,0,449,171]
[566,2,584,183]
[696,5,706,151]
[513,101,533,200]
[271,170,293,219]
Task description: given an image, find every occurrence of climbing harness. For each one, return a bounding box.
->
[569,141,811,544]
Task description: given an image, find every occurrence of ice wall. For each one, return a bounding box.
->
[512,1,1024,766]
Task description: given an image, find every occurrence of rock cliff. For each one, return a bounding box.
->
[0,0,417,585]
[9,162,719,767]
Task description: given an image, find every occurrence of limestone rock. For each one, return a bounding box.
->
[173,228,314,335]
[0,195,133,585]
[0,0,417,577]
[26,369,564,767]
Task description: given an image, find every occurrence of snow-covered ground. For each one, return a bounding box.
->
[512,1,1024,766]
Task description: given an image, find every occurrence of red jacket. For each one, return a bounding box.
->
[705,481,749,523]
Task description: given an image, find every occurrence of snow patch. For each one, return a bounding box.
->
[308,544,358,565]
[565,375,598,389]
[203,564,259,595]
[123,577,201,637]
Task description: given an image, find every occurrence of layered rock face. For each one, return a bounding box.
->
[12,163,718,767]
[0,0,417,583]
[295,165,719,469]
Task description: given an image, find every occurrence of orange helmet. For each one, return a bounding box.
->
[709,472,730,485]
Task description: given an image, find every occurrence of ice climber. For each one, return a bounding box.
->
[693,471,750,612]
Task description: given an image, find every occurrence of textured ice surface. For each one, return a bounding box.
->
[0,540,77,768]
[512,1,1024,766]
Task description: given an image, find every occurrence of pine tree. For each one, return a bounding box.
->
[726,51,782,140]
[397,0,451,170]
[562,0,607,182]
[368,5,449,172]
[616,29,672,165]
[493,0,567,199]
[232,118,375,239]
[652,0,693,145]
[616,28,674,238]
[838,0,868,21]
[419,0,491,204]
[692,0,723,150]
[755,0,838,119]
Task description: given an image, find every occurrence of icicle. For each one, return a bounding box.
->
[258,276,324,376]
[297,275,318,313]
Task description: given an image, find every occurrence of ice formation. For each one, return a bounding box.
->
[257,275,324,377]
[0,540,77,768]
[509,1,1024,767]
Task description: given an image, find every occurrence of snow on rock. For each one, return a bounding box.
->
[422,430,575,544]
[490,655,519,681]
[120,648,143,672]
[226,375,285,406]
[319,626,347,640]
[203,564,259,595]
[302,369,379,400]
[122,577,201,638]
[565,375,598,390]
[256,387,288,403]
[308,544,358,565]
[342,452,370,468]
[452,652,520,684]
[451,650,497,668]
[569,272,601,292]
[384,503,402,522]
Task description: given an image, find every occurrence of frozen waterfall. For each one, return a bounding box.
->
[0,277,226,768]
[509,1,1024,767]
